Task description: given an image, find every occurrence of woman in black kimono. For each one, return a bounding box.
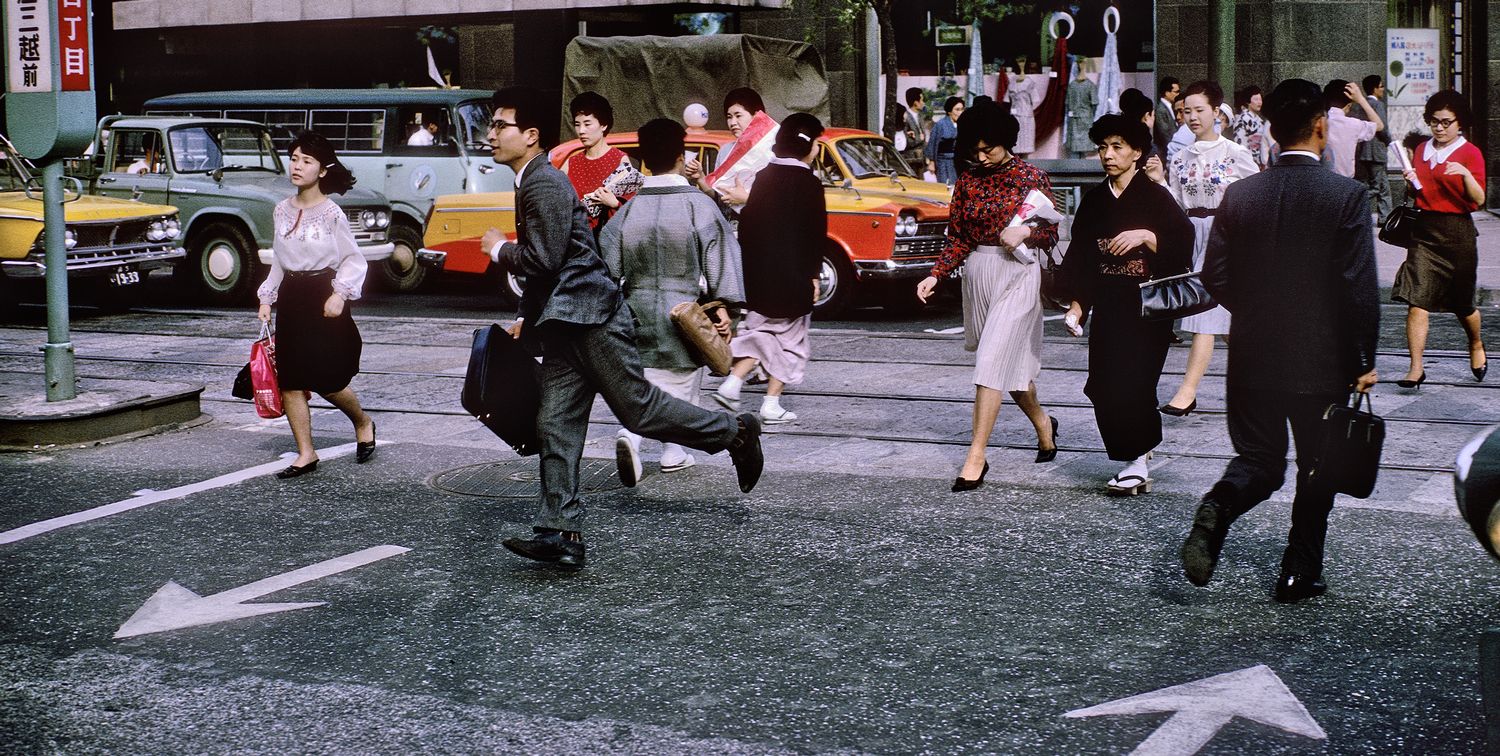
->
[1061,114,1194,495]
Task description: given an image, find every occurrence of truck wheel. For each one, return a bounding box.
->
[812,248,855,319]
[373,222,427,293]
[182,222,257,305]
[495,270,525,309]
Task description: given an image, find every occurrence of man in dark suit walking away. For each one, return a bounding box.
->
[479,87,764,570]
[1178,79,1380,603]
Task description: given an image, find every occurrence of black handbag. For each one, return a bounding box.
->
[1308,392,1385,499]
[461,324,541,456]
[1379,205,1418,247]
[1138,271,1217,321]
[231,363,254,400]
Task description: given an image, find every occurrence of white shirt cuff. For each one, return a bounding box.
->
[489,240,504,263]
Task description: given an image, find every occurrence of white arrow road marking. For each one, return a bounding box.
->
[0,441,387,546]
[114,544,410,639]
[1064,665,1326,756]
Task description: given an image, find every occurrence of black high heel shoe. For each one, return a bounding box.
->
[1396,371,1426,389]
[356,421,377,463]
[1474,363,1488,382]
[952,462,989,492]
[1159,399,1197,417]
[1035,416,1059,463]
[276,459,318,479]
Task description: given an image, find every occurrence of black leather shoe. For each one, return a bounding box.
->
[727,413,764,493]
[1396,371,1426,389]
[1475,363,1488,382]
[1180,484,1237,586]
[276,459,318,479]
[951,462,989,492]
[356,421,377,464]
[1273,573,1327,603]
[1035,416,1059,463]
[503,530,585,569]
[1159,399,1197,417]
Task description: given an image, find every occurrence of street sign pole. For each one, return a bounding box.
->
[40,159,74,399]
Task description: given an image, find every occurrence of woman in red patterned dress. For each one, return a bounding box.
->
[915,102,1061,492]
[563,91,643,233]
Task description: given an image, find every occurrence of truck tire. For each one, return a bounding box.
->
[181,222,257,305]
[373,222,427,293]
[492,269,525,309]
[812,247,856,319]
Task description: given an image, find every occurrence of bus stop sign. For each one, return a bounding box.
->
[4,0,95,161]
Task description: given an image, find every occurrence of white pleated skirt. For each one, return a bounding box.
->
[1179,215,1231,335]
[962,245,1042,392]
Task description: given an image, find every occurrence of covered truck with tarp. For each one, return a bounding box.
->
[560,34,830,133]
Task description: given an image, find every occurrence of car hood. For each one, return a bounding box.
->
[0,191,177,221]
[212,173,390,209]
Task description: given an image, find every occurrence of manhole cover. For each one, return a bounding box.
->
[430,459,625,498]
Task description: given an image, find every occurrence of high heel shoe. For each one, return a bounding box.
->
[1159,399,1197,417]
[1474,363,1488,382]
[952,462,989,492]
[356,421,377,463]
[276,459,318,479]
[1396,371,1426,389]
[1035,416,1059,463]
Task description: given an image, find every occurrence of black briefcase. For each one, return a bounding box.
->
[1308,393,1385,499]
[461,324,541,456]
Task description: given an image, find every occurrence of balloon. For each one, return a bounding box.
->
[683,103,710,129]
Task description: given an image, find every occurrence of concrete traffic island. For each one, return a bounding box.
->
[0,372,206,450]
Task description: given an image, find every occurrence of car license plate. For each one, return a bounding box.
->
[108,267,141,287]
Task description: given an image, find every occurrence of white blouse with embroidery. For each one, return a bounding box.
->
[257,198,367,305]
[1167,136,1259,211]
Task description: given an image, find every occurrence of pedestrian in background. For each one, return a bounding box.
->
[1161,81,1259,417]
[1153,76,1180,158]
[1061,113,1194,496]
[599,118,745,483]
[687,87,777,209]
[1321,79,1384,179]
[1230,85,1270,170]
[1119,88,1167,183]
[562,91,642,233]
[926,96,965,186]
[713,113,828,425]
[1353,75,1393,224]
[1393,89,1489,387]
[1179,78,1379,603]
[480,87,764,569]
[256,131,376,478]
[899,87,929,172]
[916,101,1061,492]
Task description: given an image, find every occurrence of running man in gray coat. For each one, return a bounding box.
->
[479,87,764,570]
[1179,78,1380,604]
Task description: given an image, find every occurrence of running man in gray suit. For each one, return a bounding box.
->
[479,87,764,569]
[1178,78,1380,603]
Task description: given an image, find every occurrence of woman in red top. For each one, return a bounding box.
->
[563,91,642,232]
[1394,90,1488,385]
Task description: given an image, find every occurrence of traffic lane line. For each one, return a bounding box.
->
[0,440,388,546]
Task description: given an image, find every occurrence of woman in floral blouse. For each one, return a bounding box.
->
[1160,80,1258,416]
[915,101,1060,492]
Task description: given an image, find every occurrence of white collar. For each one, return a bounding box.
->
[1161,97,1173,108]
[1280,150,1321,160]
[641,173,689,188]
[1424,136,1468,168]
[769,156,811,170]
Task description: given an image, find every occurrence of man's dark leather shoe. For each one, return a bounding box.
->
[502,530,585,569]
[1181,484,1238,586]
[1273,573,1327,603]
[727,412,763,493]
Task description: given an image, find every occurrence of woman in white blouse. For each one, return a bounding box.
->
[256,131,376,478]
[1160,81,1259,416]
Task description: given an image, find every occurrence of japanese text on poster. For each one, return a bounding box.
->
[1386,28,1439,107]
[57,0,88,91]
[5,0,53,92]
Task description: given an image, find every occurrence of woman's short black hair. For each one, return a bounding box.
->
[956,99,1019,153]
[1424,89,1474,131]
[1234,84,1263,110]
[1265,78,1326,147]
[638,118,686,174]
[1088,113,1151,152]
[287,130,355,195]
[1182,80,1224,110]
[569,91,614,133]
[723,87,765,116]
[772,112,824,159]
[943,96,964,114]
[1118,88,1153,122]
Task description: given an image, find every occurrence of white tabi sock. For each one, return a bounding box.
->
[718,375,744,400]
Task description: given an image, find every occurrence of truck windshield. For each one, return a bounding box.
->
[0,135,34,191]
[168,125,282,174]
[835,137,919,180]
[457,101,494,152]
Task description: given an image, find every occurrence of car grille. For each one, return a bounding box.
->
[344,209,389,246]
[893,235,947,259]
[34,219,171,259]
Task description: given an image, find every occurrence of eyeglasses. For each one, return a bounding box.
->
[488,119,519,132]
[1426,117,1458,128]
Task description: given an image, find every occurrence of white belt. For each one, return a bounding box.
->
[972,244,1005,255]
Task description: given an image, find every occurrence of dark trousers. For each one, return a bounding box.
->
[1355,159,1393,224]
[1085,283,1173,461]
[1215,386,1348,577]
[534,301,739,533]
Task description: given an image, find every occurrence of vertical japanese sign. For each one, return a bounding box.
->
[5,0,53,92]
[1387,28,1440,107]
[56,0,87,91]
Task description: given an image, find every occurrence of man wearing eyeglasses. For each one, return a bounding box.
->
[476,86,765,570]
[1321,79,1384,179]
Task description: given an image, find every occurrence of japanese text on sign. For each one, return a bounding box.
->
[5,0,54,92]
[57,0,88,91]
[1386,28,1439,107]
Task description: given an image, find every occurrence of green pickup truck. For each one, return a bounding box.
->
[72,116,395,304]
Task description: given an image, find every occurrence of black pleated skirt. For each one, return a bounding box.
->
[275,270,362,394]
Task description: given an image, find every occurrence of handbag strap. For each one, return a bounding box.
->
[1350,391,1374,414]
[259,322,272,342]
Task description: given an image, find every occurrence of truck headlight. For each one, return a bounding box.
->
[359,210,378,229]
[64,229,78,249]
[165,217,181,240]
[375,211,390,228]
[147,221,167,241]
[895,215,919,237]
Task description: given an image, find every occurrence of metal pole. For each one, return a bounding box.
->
[40,159,75,401]
[1208,0,1236,95]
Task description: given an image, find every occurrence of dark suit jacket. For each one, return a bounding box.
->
[497,153,620,335]
[1153,99,1175,157]
[1202,153,1379,394]
[1353,95,1391,163]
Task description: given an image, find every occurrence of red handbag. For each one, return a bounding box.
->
[250,323,284,419]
